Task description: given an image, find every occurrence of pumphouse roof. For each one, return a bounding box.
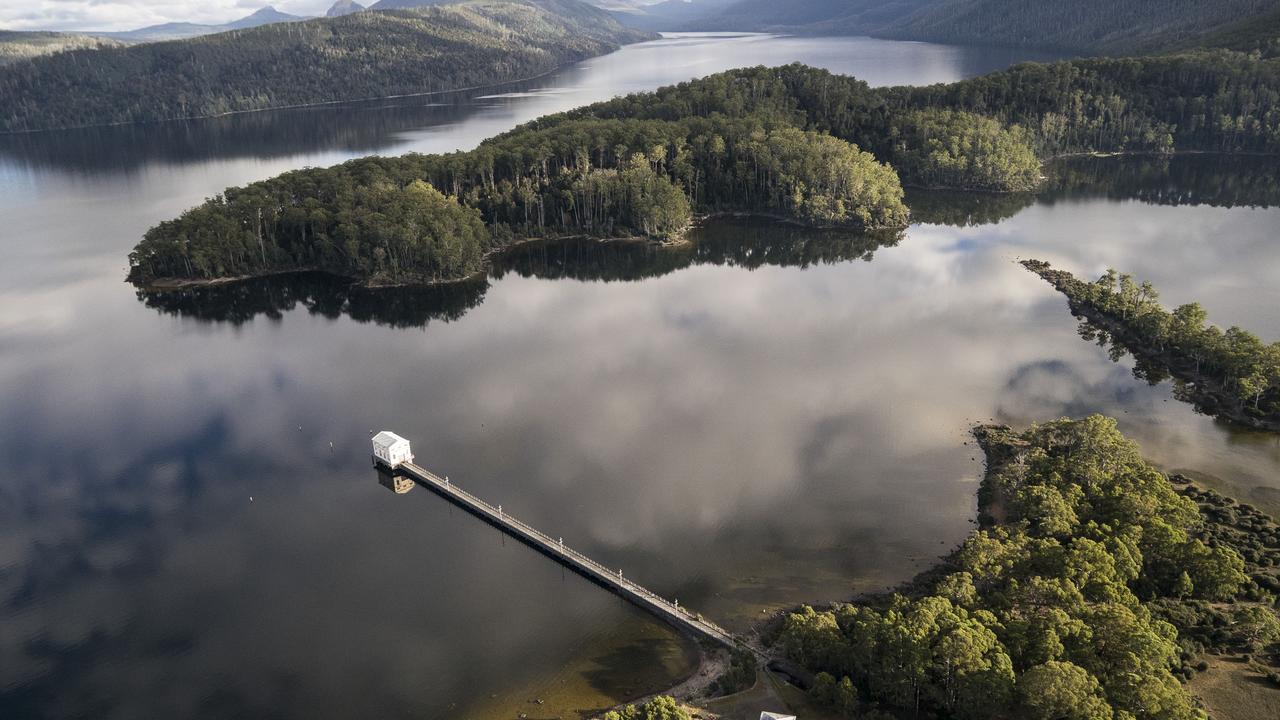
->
[372,430,408,447]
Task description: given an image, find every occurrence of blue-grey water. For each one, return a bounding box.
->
[2,33,1278,720]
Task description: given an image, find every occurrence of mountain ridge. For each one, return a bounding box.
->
[96,5,308,44]
[326,0,367,17]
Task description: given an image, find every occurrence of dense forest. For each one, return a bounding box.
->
[887,53,1280,156]
[0,31,120,66]
[774,416,1280,720]
[1024,261,1280,431]
[129,53,1280,288]
[547,64,1041,191]
[128,111,909,286]
[0,0,652,132]
[565,57,1280,163]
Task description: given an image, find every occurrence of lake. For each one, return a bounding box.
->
[2,33,1278,720]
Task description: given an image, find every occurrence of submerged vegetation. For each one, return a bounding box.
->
[1024,261,1280,431]
[773,416,1280,720]
[129,50,1280,288]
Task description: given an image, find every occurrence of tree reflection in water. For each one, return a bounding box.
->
[136,272,489,329]
[134,218,904,328]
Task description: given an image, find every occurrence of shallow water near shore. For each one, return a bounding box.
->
[2,34,1279,720]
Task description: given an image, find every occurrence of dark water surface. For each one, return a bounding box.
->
[3,34,1278,720]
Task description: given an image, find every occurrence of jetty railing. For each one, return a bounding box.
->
[398,461,750,653]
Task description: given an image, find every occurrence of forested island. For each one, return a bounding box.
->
[0,0,651,132]
[126,112,911,288]
[770,416,1280,720]
[128,51,1280,290]
[1024,261,1280,432]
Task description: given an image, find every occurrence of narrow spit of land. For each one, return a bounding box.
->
[1023,259,1280,432]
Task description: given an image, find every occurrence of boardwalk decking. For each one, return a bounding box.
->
[395,461,752,654]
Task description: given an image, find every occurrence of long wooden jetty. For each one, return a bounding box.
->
[395,461,753,654]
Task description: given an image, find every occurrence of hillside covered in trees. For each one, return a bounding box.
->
[0,31,120,66]
[881,0,1280,55]
[1176,5,1280,58]
[128,52,1280,289]
[682,0,928,35]
[774,416,1280,720]
[680,0,1280,55]
[560,54,1280,170]
[0,0,652,133]
[1024,261,1280,431]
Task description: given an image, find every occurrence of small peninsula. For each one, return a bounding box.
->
[768,416,1280,720]
[1024,260,1280,432]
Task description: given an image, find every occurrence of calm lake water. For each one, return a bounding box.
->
[3,33,1278,720]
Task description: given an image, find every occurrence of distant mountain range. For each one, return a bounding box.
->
[0,3,364,46]
[95,6,308,44]
[326,0,367,17]
[367,0,486,9]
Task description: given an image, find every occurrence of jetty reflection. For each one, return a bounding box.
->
[376,468,415,495]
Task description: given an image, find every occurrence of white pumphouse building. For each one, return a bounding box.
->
[372,431,413,469]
